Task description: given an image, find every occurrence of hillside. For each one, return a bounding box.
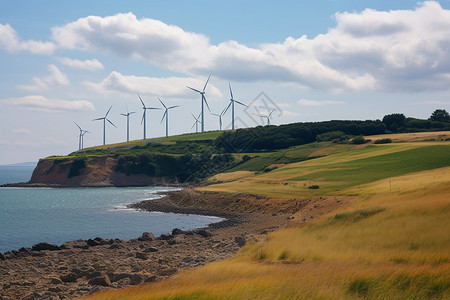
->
[83,134,450,299]
[23,118,450,187]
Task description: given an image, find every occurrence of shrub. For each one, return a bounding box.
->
[374,138,392,144]
[351,136,370,144]
[308,185,320,189]
[68,157,87,178]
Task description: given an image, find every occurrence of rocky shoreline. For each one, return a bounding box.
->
[0,189,296,300]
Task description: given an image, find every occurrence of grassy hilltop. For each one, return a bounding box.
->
[83,132,450,300]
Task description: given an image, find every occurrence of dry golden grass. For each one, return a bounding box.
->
[207,171,255,183]
[365,131,450,143]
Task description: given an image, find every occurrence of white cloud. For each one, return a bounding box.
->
[1,95,95,112]
[84,71,223,99]
[59,57,104,71]
[50,2,450,92]
[19,65,69,91]
[12,128,31,135]
[298,99,343,106]
[0,23,55,55]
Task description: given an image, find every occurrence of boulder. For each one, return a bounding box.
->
[138,232,155,241]
[157,268,178,276]
[32,242,61,251]
[168,236,185,245]
[145,275,158,283]
[60,273,78,283]
[159,233,172,240]
[172,228,185,235]
[135,252,148,260]
[130,274,143,285]
[144,247,159,253]
[86,239,101,247]
[194,229,212,238]
[0,252,5,260]
[86,271,103,280]
[88,275,111,287]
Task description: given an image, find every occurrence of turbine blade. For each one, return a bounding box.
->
[120,113,127,117]
[203,75,211,92]
[74,122,81,130]
[211,113,219,116]
[157,97,166,108]
[168,105,179,109]
[187,86,202,93]
[203,95,211,111]
[138,94,146,108]
[129,111,136,114]
[235,100,248,107]
[229,82,233,99]
[147,107,161,110]
[107,118,117,128]
[269,109,275,116]
[105,105,112,117]
[92,117,104,121]
[160,111,167,124]
[141,112,145,124]
[223,101,232,114]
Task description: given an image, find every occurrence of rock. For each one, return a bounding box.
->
[108,244,122,249]
[144,247,159,253]
[0,252,5,260]
[145,275,158,283]
[130,274,143,285]
[194,229,212,238]
[94,237,112,245]
[135,252,148,260]
[159,233,172,240]
[86,239,101,247]
[50,277,63,284]
[88,275,111,287]
[60,273,78,283]
[157,268,178,276]
[86,271,103,279]
[109,273,132,282]
[235,236,246,247]
[138,232,155,241]
[172,228,185,235]
[168,236,185,245]
[31,242,61,251]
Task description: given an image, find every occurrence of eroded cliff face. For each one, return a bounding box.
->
[28,157,173,187]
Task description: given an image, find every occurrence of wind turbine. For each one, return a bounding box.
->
[255,109,275,126]
[138,94,160,140]
[92,105,116,145]
[187,75,211,132]
[211,107,227,131]
[121,106,135,142]
[74,122,89,150]
[224,83,247,130]
[191,113,201,133]
[158,97,179,137]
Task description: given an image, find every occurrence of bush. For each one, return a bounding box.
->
[308,185,320,189]
[351,136,370,144]
[374,138,392,144]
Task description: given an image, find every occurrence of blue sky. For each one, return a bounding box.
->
[1,1,450,164]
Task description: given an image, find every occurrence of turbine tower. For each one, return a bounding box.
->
[158,97,179,137]
[211,107,227,131]
[224,83,247,130]
[191,113,201,133]
[74,122,89,150]
[92,105,116,145]
[187,75,211,132]
[121,106,135,142]
[138,94,160,140]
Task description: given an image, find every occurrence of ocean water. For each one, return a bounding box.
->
[0,165,35,185]
[0,168,222,252]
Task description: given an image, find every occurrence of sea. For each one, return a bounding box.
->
[0,166,222,252]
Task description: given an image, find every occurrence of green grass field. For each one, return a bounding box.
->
[84,139,450,300]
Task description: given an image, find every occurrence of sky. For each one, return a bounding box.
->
[1,0,450,164]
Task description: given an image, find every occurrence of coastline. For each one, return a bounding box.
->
[0,188,294,300]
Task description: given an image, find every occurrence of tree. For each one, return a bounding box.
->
[429,109,450,122]
[382,113,406,132]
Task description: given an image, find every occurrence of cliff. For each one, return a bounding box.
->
[27,157,175,187]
